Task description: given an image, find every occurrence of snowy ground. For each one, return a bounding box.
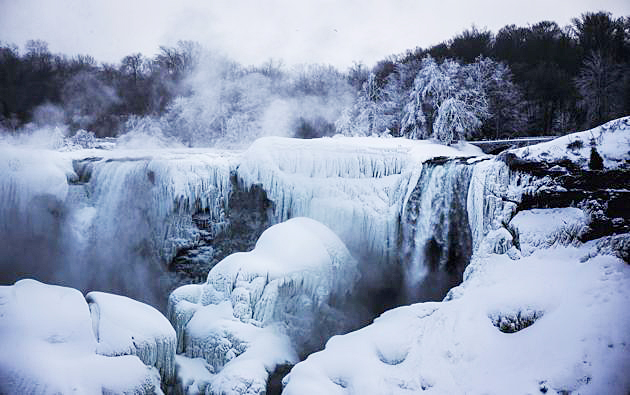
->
[283,240,630,394]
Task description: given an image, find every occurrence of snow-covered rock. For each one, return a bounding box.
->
[283,244,630,394]
[0,279,163,394]
[509,208,587,255]
[169,217,359,394]
[509,116,630,170]
[86,291,177,384]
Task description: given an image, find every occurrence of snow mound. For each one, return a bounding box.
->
[198,217,359,329]
[0,279,162,394]
[86,291,177,384]
[510,208,587,255]
[283,245,630,394]
[169,217,358,394]
[510,116,630,170]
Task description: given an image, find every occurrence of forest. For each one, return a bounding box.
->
[1,11,629,145]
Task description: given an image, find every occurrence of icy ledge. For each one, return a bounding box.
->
[168,217,360,394]
[0,279,167,394]
[283,242,630,394]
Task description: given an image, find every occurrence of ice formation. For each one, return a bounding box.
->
[168,217,359,394]
[0,279,163,394]
[282,243,630,394]
[86,291,177,384]
[237,136,471,261]
[2,118,629,393]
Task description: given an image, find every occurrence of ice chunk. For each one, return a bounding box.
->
[86,291,177,384]
[175,355,214,395]
[0,279,162,394]
[283,244,630,394]
[167,283,203,353]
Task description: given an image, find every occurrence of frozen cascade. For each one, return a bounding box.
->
[83,152,233,267]
[237,136,468,262]
[402,160,474,301]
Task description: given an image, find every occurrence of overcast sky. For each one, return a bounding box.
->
[1,0,629,69]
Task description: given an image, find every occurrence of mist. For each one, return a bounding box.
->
[120,52,355,148]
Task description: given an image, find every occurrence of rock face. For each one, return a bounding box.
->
[0,279,168,394]
[168,217,360,394]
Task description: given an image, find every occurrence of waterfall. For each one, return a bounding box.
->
[402,159,473,302]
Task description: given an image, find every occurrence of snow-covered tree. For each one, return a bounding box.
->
[433,97,483,144]
[345,73,397,136]
[400,76,428,139]
[400,55,490,143]
[465,57,526,138]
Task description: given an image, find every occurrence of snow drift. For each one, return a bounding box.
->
[283,240,630,394]
[0,279,173,394]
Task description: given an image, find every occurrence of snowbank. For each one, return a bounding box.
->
[0,279,163,394]
[509,208,587,254]
[86,291,177,384]
[510,116,630,170]
[169,217,358,394]
[283,244,630,394]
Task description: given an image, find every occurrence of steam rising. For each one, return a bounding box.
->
[121,52,354,148]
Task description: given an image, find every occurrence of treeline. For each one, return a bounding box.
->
[0,40,200,137]
[1,11,629,143]
[347,11,630,141]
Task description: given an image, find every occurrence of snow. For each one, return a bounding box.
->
[175,355,214,395]
[283,243,630,394]
[197,217,359,326]
[86,291,177,384]
[509,208,587,255]
[510,116,630,170]
[169,218,358,394]
[0,279,163,394]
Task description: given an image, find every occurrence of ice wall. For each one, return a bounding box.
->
[0,145,236,307]
[2,136,480,311]
[237,136,468,262]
